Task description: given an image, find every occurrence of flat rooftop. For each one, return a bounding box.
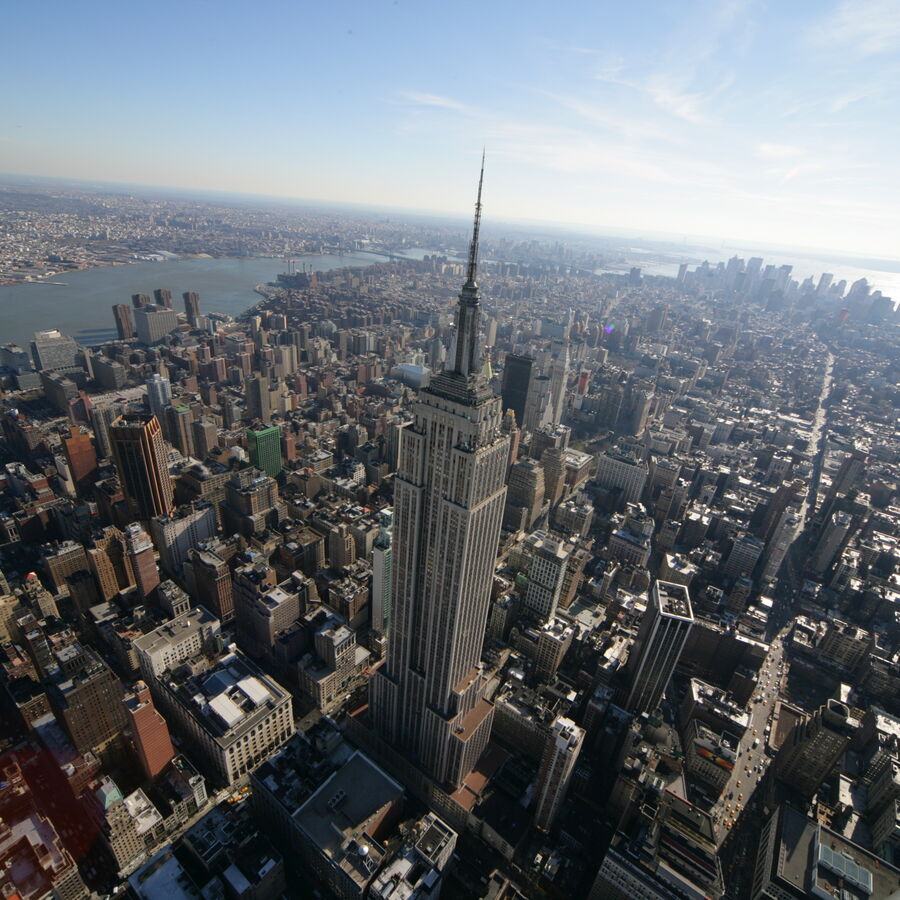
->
[134,606,219,657]
[771,806,900,899]
[655,580,693,621]
[294,751,403,889]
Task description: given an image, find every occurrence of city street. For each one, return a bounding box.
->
[710,629,789,845]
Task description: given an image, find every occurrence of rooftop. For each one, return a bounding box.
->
[134,607,220,658]
[655,580,693,621]
[770,806,900,899]
[294,750,403,889]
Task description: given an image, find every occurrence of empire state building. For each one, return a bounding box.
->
[370,159,509,789]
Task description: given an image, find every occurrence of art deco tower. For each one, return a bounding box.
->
[370,157,510,789]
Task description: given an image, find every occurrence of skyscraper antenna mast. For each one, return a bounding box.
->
[466,149,485,287]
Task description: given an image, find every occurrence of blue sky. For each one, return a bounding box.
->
[2,0,899,257]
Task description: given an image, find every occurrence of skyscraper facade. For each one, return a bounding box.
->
[245,374,271,423]
[500,353,534,428]
[135,305,178,345]
[370,161,510,790]
[62,426,99,493]
[191,417,218,461]
[774,699,860,798]
[30,329,80,371]
[124,680,175,780]
[371,510,393,637]
[534,716,584,831]
[164,404,195,458]
[124,522,160,603]
[109,414,174,521]
[146,373,172,421]
[247,423,282,477]
[625,580,694,714]
[522,531,572,621]
[546,340,569,426]
[149,500,216,578]
[112,303,134,340]
[91,400,126,459]
[153,288,173,308]
[183,291,201,325]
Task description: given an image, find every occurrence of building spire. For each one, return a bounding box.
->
[449,153,486,379]
[465,149,485,288]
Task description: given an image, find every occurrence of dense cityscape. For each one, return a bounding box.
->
[0,180,684,288]
[0,161,897,900]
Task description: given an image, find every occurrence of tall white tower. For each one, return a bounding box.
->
[370,157,510,789]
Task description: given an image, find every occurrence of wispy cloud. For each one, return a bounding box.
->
[644,77,709,123]
[756,142,804,159]
[540,91,686,143]
[397,91,475,113]
[592,69,712,123]
[810,0,900,55]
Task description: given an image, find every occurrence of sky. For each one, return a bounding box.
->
[2,0,900,259]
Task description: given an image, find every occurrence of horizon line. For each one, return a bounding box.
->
[2,170,900,274]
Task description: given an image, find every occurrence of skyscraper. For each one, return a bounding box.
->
[183,291,201,325]
[112,303,135,340]
[124,680,175,780]
[245,374,271,423]
[774,699,859,798]
[153,287,173,308]
[546,340,569,426]
[149,500,216,578]
[62,426,99,493]
[135,305,178,345]
[184,544,235,623]
[109,414,174,521]
[164,403,195,458]
[146,373,172,421]
[247,423,282,477]
[624,580,694,714]
[534,716,584,831]
[523,373,552,434]
[370,159,510,790]
[30,329,80,371]
[191,417,218,460]
[52,643,128,753]
[124,522,160,603]
[501,353,534,428]
[91,400,126,459]
[371,510,393,637]
[522,531,572,621]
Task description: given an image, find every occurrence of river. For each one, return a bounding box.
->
[0,254,380,349]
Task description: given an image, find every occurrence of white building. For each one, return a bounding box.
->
[153,650,293,785]
[134,607,221,681]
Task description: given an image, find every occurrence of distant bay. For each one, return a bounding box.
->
[0,254,380,349]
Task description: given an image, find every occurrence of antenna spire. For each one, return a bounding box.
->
[466,149,485,286]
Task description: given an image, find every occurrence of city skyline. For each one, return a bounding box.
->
[3,0,900,259]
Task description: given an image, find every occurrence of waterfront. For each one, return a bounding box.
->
[0,254,378,348]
